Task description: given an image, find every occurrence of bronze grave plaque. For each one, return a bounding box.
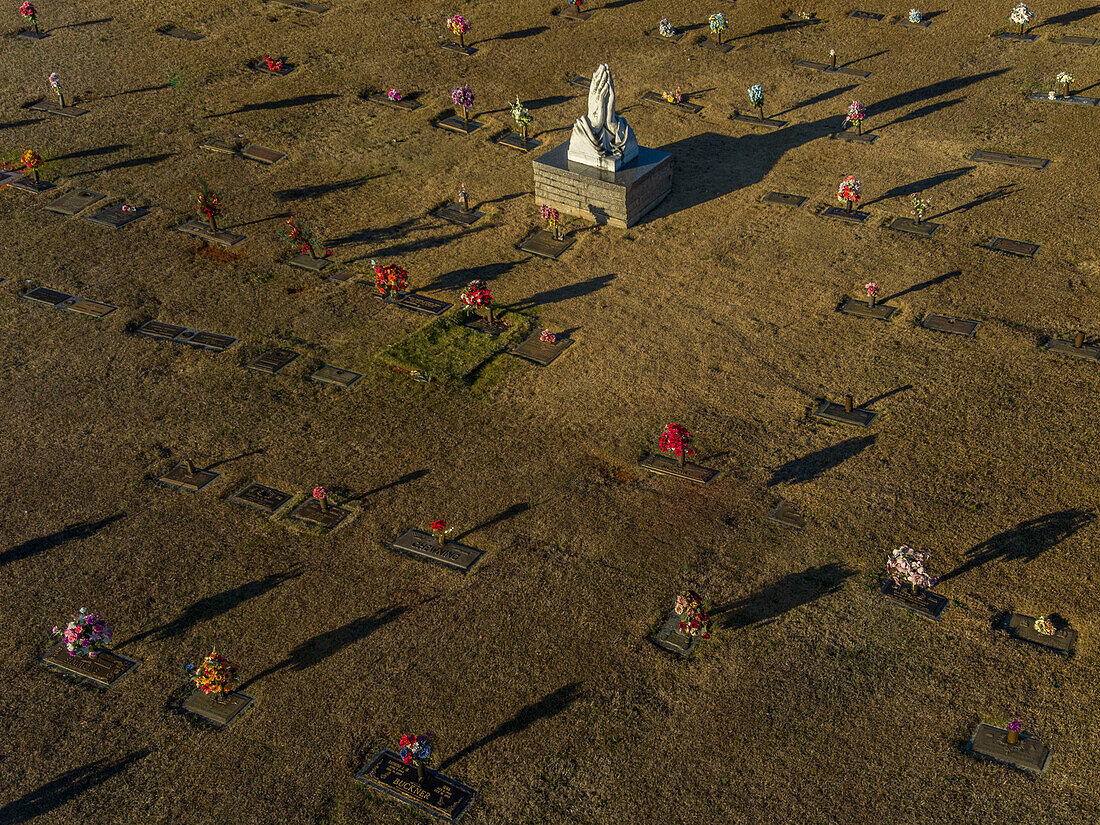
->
[440,41,477,55]
[269,0,329,11]
[28,100,90,117]
[367,93,423,111]
[510,330,573,365]
[390,293,453,316]
[250,61,295,76]
[134,320,186,341]
[761,192,806,207]
[200,138,237,154]
[830,130,878,143]
[1058,35,1097,45]
[969,150,1048,169]
[245,347,299,374]
[848,9,885,21]
[967,724,1051,774]
[653,611,699,657]
[1042,338,1100,361]
[288,497,351,530]
[182,690,254,727]
[641,91,703,114]
[839,298,897,321]
[83,204,150,229]
[435,116,483,135]
[518,229,576,259]
[646,28,686,42]
[43,188,106,215]
[241,144,287,164]
[731,112,787,128]
[880,579,948,620]
[180,330,237,352]
[922,314,978,337]
[995,31,1037,41]
[812,401,877,428]
[41,645,139,688]
[558,5,593,20]
[158,462,221,492]
[1006,614,1077,654]
[495,133,544,152]
[765,499,806,530]
[887,216,939,237]
[22,287,72,306]
[0,171,25,186]
[389,528,484,573]
[987,237,1038,257]
[639,454,717,484]
[434,204,484,226]
[821,206,870,223]
[229,482,293,514]
[356,751,477,823]
[310,365,362,387]
[697,37,734,53]
[61,298,117,318]
[7,177,55,194]
[286,253,331,272]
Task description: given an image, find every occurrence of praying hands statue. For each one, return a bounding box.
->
[568,64,638,171]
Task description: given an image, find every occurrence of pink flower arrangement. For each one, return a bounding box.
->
[312,486,328,501]
[447,13,470,48]
[845,100,866,133]
[19,0,39,33]
[836,175,861,211]
[540,329,557,344]
[387,88,403,102]
[886,545,937,590]
[51,608,112,657]
[539,204,562,238]
[451,84,474,121]
[865,281,879,306]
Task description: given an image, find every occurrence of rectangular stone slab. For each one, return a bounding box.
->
[135,320,187,341]
[83,204,150,229]
[887,216,939,237]
[760,191,807,207]
[286,253,331,272]
[968,150,1048,169]
[1058,35,1097,45]
[61,298,117,318]
[730,112,787,128]
[1028,92,1099,105]
[228,482,294,514]
[177,329,238,352]
[462,316,509,336]
[6,178,55,194]
[439,41,477,55]
[922,314,978,337]
[435,116,483,135]
[0,171,25,186]
[17,29,49,39]
[558,5,593,20]
[880,579,948,620]
[157,25,205,39]
[495,133,543,152]
[245,347,299,374]
[389,528,484,573]
[269,0,329,10]
[639,454,717,484]
[41,645,139,688]
[782,13,821,23]
[28,101,90,117]
[327,269,356,284]
[830,131,878,143]
[820,206,870,223]
[43,188,106,215]
[653,612,700,657]
[289,498,352,530]
[835,66,872,78]
[356,750,477,823]
[697,37,733,53]
[641,91,703,114]
[22,286,73,306]
[812,401,877,428]
[646,28,686,42]
[967,724,1051,774]
[987,237,1039,257]
[996,31,1037,41]
[848,10,885,20]
[182,690,255,727]
[158,462,220,492]
[434,205,484,226]
[241,144,287,164]
[1007,613,1077,654]
[517,229,576,259]
[765,499,806,530]
[250,61,295,76]
[840,298,897,321]
[367,93,423,111]
[310,364,362,387]
[392,293,453,316]
[510,330,574,365]
[894,17,932,27]
[1043,338,1100,361]
[200,138,237,154]
[176,219,248,248]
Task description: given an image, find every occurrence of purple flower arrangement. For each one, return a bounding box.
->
[51,608,112,657]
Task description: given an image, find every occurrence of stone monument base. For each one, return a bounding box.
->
[532,141,672,228]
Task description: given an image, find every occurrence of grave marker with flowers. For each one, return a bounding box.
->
[279,217,332,271]
[367,85,422,112]
[888,192,940,237]
[999,3,1036,39]
[653,590,712,656]
[18,0,46,39]
[182,647,254,727]
[8,149,53,193]
[42,607,138,688]
[731,84,787,129]
[496,96,541,152]
[252,53,295,76]
[509,326,574,366]
[896,8,931,27]
[389,519,485,573]
[700,12,732,52]
[442,13,476,54]
[1005,611,1078,654]
[356,737,477,823]
[437,85,482,134]
[968,718,1051,774]
[288,484,353,531]
[880,545,948,620]
[461,279,507,334]
[178,178,248,247]
[832,99,877,144]
[518,204,577,259]
[435,182,486,227]
[840,280,897,321]
[639,423,717,484]
[822,175,869,223]
[648,17,684,41]
[29,72,88,117]
[560,0,593,21]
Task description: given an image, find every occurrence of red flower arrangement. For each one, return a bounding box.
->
[312,485,329,512]
[460,279,495,324]
[430,519,451,546]
[22,149,41,184]
[264,54,284,73]
[658,423,695,467]
[674,590,712,640]
[373,260,409,300]
[19,0,39,34]
[191,177,221,232]
[277,217,329,261]
[398,733,433,782]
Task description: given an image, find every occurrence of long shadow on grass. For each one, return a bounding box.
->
[203,93,340,119]
[48,16,112,31]
[78,154,172,176]
[425,259,525,291]
[328,216,424,248]
[864,168,974,206]
[239,606,408,689]
[768,436,875,486]
[455,503,530,540]
[480,26,549,43]
[347,469,429,502]
[510,272,616,310]
[350,226,491,263]
[882,271,960,303]
[439,682,584,769]
[0,748,151,825]
[116,569,301,647]
[939,510,1096,583]
[929,185,1016,221]
[1032,4,1100,28]
[1,513,125,567]
[772,84,859,117]
[0,118,44,130]
[713,563,855,629]
[49,143,128,162]
[875,97,963,132]
[274,174,390,202]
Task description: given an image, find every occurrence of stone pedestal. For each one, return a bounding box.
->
[532,141,672,228]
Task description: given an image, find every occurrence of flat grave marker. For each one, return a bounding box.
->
[730,110,787,128]
[996,31,1038,41]
[7,176,54,194]
[356,750,477,824]
[848,10,885,21]
[495,133,543,152]
[922,314,978,337]
[968,149,1048,169]
[1006,614,1077,654]
[967,724,1051,774]
[820,205,870,224]
[135,320,187,341]
[517,229,575,259]
[28,100,90,118]
[176,219,248,248]
[288,497,352,531]
[639,454,717,485]
[17,28,49,40]
[652,611,699,657]
[462,316,509,337]
[83,204,150,229]
[40,645,139,688]
[177,329,238,352]
[839,297,897,321]
[894,16,932,28]
[1043,336,1100,362]
[268,0,329,11]
[380,292,453,316]
[760,191,807,207]
[645,27,686,43]
[22,286,72,306]
[286,253,332,272]
[241,144,286,164]
[157,25,205,40]
[310,364,362,387]
[794,60,871,79]
[367,92,423,111]
[228,482,294,514]
[0,171,25,186]
[1028,92,1099,106]
[812,399,877,428]
[327,269,357,285]
[641,91,703,114]
[61,298,117,318]
[43,188,106,215]
[781,12,822,24]
[1057,34,1097,45]
[182,690,255,727]
[986,237,1039,257]
[887,216,939,237]
[440,41,477,56]
[765,499,806,530]
[509,329,573,366]
[567,75,591,89]
[434,204,484,226]
[880,579,948,620]
[435,116,484,135]
[557,5,593,21]
[250,60,295,77]
[200,138,237,155]
[158,461,221,492]
[245,347,299,374]
[389,528,484,573]
[830,130,877,144]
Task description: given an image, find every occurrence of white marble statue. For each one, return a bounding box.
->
[567,63,638,172]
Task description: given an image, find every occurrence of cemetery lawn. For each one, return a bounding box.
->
[1,0,1099,823]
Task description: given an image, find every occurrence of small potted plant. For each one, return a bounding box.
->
[451,84,474,129]
[21,149,43,187]
[662,86,684,105]
[539,204,563,240]
[48,72,64,108]
[864,281,880,307]
[312,485,330,514]
[186,647,239,705]
[910,193,930,224]
[19,1,40,35]
[659,423,695,468]
[908,9,923,23]
[278,217,329,261]
[844,99,866,135]
[885,545,937,594]
[373,259,408,301]
[430,519,451,547]
[658,17,677,37]
[1056,71,1074,97]
[399,733,434,783]
[446,13,470,49]
[1006,719,1022,745]
[674,590,713,641]
[708,12,728,44]
[1008,3,1033,35]
[748,84,765,120]
[51,607,112,657]
[837,175,862,213]
[510,96,533,147]
[460,279,495,324]
[191,177,221,233]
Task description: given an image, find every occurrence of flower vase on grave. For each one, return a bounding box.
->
[1007,728,1020,745]
[830,50,837,70]
[417,762,426,783]
[207,214,218,233]
[185,459,197,475]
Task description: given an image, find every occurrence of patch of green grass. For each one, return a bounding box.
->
[379,309,533,386]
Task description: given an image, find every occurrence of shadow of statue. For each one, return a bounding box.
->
[2,513,125,567]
